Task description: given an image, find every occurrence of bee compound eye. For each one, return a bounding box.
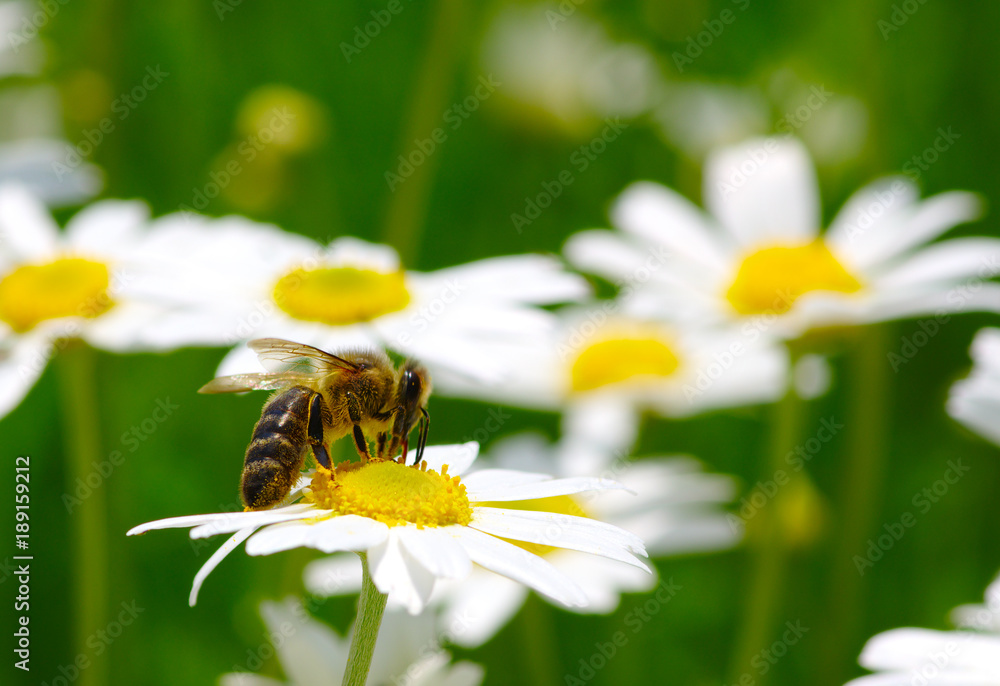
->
[404,369,423,403]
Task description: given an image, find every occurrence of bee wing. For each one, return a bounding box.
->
[198,372,316,394]
[249,338,360,375]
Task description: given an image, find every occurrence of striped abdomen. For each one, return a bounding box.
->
[241,386,313,510]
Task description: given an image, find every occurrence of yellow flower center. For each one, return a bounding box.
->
[478,495,590,556]
[0,257,113,333]
[726,241,862,315]
[307,458,472,528]
[570,337,680,392]
[273,267,410,325]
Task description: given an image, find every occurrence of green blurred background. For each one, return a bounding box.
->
[3,0,1000,684]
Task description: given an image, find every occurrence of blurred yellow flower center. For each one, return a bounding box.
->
[478,495,589,556]
[570,338,680,392]
[0,258,112,333]
[726,241,862,315]
[308,459,472,528]
[273,267,410,325]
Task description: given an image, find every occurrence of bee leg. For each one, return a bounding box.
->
[415,407,429,465]
[307,393,331,469]
[352,426,371,462]
[376,432,388,460]
[345,391,372,462]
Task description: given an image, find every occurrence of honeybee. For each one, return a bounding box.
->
[199,338,431,510]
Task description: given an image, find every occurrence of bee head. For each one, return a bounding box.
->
[397,361,431,462]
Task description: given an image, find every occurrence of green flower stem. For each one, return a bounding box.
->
[821,324,891,683]
[519,594,562,686]
[343,554,389,686]
[57,343,107,686]
[728,366,804,686]
[380,0,466,264]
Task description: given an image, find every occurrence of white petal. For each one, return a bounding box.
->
[420,442,480,476]
[562,394,640,455]
[303,554,363,597]
[615,508,741,556]
[369,530,436,614]
[870,238,1000,291]
[127,508,302,537]
[65,200,150,255]
[470,507,648,570]
[460,469,554,494]
[704,137,820,247]
[549,549,658,614]
[609,181,732,270]
[447,526,588,607]
[325,236,401,271]
[0,184,59,260]
[397,526,473,580]
[863,282,1000,323]
[467,476,629,502]
[0,331,50,419]
[948,391,1000,446]
[189,505,323,539]
[826,177,920,269]
[189,527,255,606]
[838,189,982,270]
[259,597,347,684]
[847,674,996,686]
[424,253,589,305]
[859,628,1000,675]
[439,570,529,648]
[564,229,660,282]
[421,661,485,686]
[366,610,441,683]
[245,515,389,555]
[0,139,102,207]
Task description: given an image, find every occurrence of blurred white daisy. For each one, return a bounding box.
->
[951,571,1000,632]
[566,136,1000,341]
[480,3,661,135]
[847,572,1000,685]
[948,328,1000,446]
[436,297,788,452]
[126,442,649,615]
[219,597,483,686]
[653,83,770,162]
[135,219,587,385]
[0,2,44,78]
[0,138,103,206]
[305,432,737,648]
[0,185,210,417]
[655,71,868,167]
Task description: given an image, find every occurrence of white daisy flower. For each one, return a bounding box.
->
[126,442,649,615]
[566,136,1000,341]
[654,70,868,167]
[219,597,483,686]
[951,571,1000,633]
[480,3,661,134]
[0,185,212,417]
[0,2,44,78]
[134,218,588,386]
[435,296,788,452]
[947,328,1000,447]
[847,573,1000,686]
[0,138,103,207]
[305,432,737,648]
